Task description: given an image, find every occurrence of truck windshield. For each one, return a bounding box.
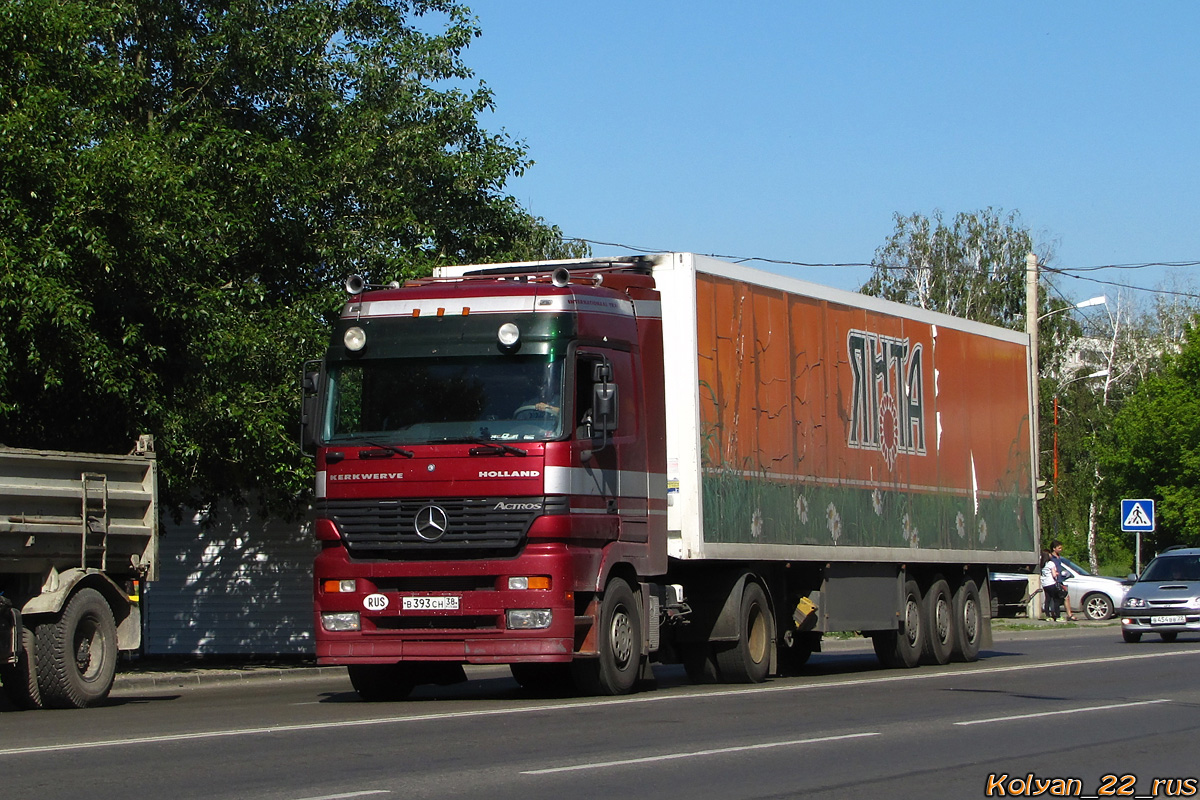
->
[323,355,565,444]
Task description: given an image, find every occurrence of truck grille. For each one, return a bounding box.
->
[317,496,564,557]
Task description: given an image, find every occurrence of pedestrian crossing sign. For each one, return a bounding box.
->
[1121,499,1155,532]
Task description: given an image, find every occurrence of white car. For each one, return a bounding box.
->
[989,558,1131,621]
[1056,558,1131,621]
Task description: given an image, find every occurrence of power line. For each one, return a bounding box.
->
[568,237,1200,300]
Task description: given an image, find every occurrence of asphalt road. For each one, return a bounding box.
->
[3,625,1199,800]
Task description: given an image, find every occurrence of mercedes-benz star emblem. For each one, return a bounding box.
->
[414,505,449,541]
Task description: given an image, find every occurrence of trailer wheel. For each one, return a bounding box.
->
[1,625,43,710]
[950,580,983,662]
[871,579,924,669]
[348,664,416,701]
[922,578,954,665]
[572,577,641,696]
[714,581,773,683]
[35,588,118,708]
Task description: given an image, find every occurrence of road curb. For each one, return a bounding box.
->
[111,621,1121,691]
[113,664,348,691]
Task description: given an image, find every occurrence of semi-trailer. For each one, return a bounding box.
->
[302,253,1037,698]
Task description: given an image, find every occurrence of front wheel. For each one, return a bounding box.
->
[1160,631,1179,643]
[1082,592,1114,621]
[1122,629,1142,644]
[35,588,118,708]
[572,578,642,696]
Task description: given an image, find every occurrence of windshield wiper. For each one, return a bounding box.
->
[359,441,415,458]
[434,436,528,457]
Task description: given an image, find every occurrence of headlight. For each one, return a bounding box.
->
[322,612,360,631]
[507,576,551,590]
[1125,597,1146,609]
[506,609,552,629]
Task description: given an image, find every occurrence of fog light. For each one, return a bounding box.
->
[506,609,552,630]
[323,579,356,593]
[322,612,360,631]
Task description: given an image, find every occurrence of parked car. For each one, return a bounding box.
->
[1121,547,1200,643]
[990,558,1130,621]
[1056,557,1131,621]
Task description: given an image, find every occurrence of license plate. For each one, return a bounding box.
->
[402,596,460,611]
[1151,614,1187,625]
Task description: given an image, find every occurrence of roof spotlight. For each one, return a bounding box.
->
[498,322,520,348]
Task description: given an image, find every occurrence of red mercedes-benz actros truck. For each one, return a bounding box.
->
[301,252,1038,699]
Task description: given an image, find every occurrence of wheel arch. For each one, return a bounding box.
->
[21,569,139,651]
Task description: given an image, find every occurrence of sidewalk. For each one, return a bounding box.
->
[112,617,1121,691]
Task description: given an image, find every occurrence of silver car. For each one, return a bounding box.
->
[1056,557,1131,621]
[1121,547,1200,643]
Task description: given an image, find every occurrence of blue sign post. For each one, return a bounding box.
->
[1121,499,1156,575]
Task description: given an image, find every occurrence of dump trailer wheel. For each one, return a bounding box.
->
[922,578,954,665]
[1,626,43,710]
[714,581,773,683]
[950,580,983,662]
[572,577,641,696]
[35,588,118,708]
[872,579,924,669]
[348,664,416,701]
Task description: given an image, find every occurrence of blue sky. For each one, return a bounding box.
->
[459,2,1199,304]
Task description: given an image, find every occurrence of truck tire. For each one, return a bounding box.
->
[950,580,983,662]
[871,579,924,669]
[1,625,43,710]
[35,588,118,708]
[714,581,773,683]
[348,663,416,701]
[922,578,954,665]
[572,577,641,696]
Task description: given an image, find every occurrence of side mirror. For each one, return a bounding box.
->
[299,363,321,457]
[593,382,618,434]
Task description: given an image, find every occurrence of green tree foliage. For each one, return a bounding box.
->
[0,0,584,513]
[1101,319,1200,550]
[862,208,1035,328]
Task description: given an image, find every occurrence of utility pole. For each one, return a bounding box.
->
[1026,252,1042,554]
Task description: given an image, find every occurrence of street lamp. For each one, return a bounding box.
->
[1037,295,1107,322]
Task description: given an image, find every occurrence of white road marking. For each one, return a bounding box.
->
[954,698,1172,726]
[2,648,1195,759]
[292,792,390,800]
[521,732,881,775]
